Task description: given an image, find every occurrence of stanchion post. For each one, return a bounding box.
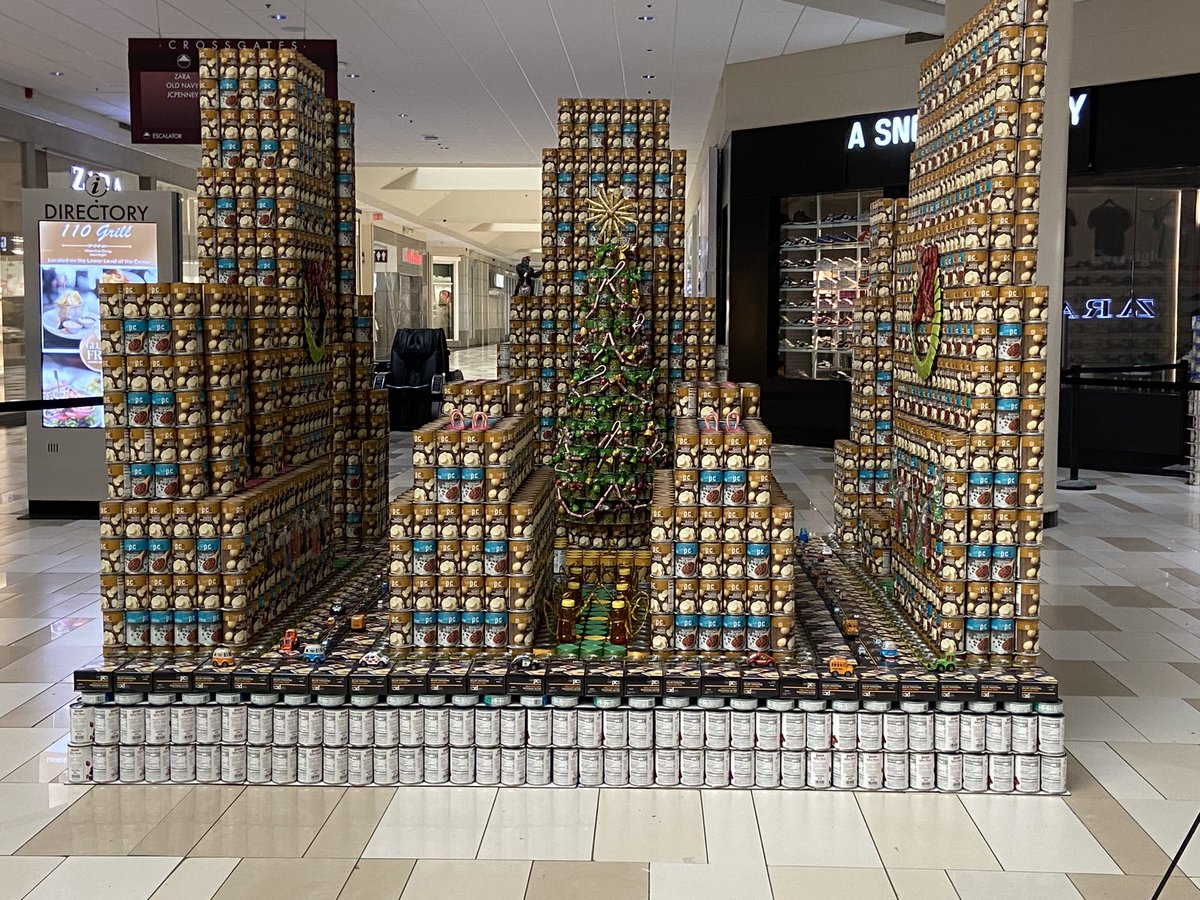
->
[1057,364,1096,491]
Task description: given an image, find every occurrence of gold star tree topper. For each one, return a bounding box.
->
[584,187,637,241]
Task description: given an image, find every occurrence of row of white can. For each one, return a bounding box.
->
[73,696,1066,757]
[69,742,1066,793]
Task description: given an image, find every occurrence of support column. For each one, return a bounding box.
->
[19,143,47,189]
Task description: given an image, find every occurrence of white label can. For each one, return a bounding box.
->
[474,708,500,748]
[680,709,704,749]
[220,705,247,744]
[69,704,94,744]
[577,708,602,749]
[271,746,297,784]
[247,706,273,746]
[986,713,1013,753]
[398,708,424,747]
[755,710,781,751]
[373,708,399,748]
[144,744,170,783]
[297,707,323,747]
[1011,715,1037,754]
[1015,754,1041,793]
[654,748,680,786]
[831,711,858,752]
[449,708,474,748]
[705,710,730,751]
[781,712,806,751]
[500,708,526,748]
[350,708,375,748]
[246,745,272,784]
[450,746,475,785]
[322,746,348,785]
[704,748,731,788]
[680,748,705,786]
[424,707,449,747]
[527,709,551,749]
[424,745,449,784]
[170,744,196,782]
[171,705,197,745]
[526,747,551,785]
[755,750,781,788]
[475,747,500,785]
[221,743,246,784]
[553,748,579,786]
[653,708,680,748]
[146,707,171,745]
[195,744,221,783]
[500,748,526,785]
[297,745,323,784]
[348,747,374,786]
[322,707,349,748]
[857,713,883,752]
[909,712,934,752]
[603,748,629,786]
[730,749,755,787]
[551,708,577,749]
[120,706,146,745]
[859,751,884,790]
[909,751,935,791]
[883,752,909,790]
[935,712,960,752]
[988,753,1015,793]
[962,754,988,792]
[579,748,603,787]
[883,712,908,752]
[372,747,399,785]
[806,750,832,789]
[271,706,297,746]
[629,748,654,786]
[1040,754,1066,794]
[603,709,629,749]
[119,744,145,782]
[832,750,858,789]
[94,705,120,746]
[196,705,222,744]
[629,710,654,749]
[93,744,119,783]
[936,752,964,792]
[398,747,423,785]
[781,750,806,789]
[730,711,755,750]
[1038,714,1065,755]
[960,713,986,753]
[806,711,832,751]
[67,743,93,783]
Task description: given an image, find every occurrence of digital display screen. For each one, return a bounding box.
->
[38,220,158,427]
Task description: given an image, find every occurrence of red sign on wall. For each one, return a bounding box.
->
[403,248,424,266]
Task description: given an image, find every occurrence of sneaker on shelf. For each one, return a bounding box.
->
[796,236,817,246]
[817,360,833,370]
[780,258,798,269]
[792,211,815,224]
[858,229,870,242]
[830,232,855,243]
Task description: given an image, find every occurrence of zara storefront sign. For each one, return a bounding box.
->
[1063,297,1156,320]
[846,92,1089,151]
[70,166,123,194]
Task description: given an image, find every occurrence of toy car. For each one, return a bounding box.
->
[302,643,326,663]
[827,656,857,676]
[280,629,297,654]
[350,614,365,630]
[361,651,388,667]
[212,647,236,668]
[926,652,957,673]
[330,601,346,617]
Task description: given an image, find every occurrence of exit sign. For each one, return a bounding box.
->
[403,248,424,266]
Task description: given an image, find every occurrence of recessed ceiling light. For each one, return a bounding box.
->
[348,73,361,79]
[270,13,287,20]
[646,48,653,52]
[642,74,655,79]
[637,15,654,21]
[50,71,63,76]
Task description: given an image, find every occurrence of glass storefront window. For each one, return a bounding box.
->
[0,139,25,404]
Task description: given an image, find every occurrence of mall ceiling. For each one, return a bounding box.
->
[0,0,946,257]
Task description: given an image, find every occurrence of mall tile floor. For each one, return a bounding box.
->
[0,374,1197,896]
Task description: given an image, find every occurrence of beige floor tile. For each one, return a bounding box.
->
[0,784,89,854]
[1087,586,1171,608]
[1109,743,1200,800]
[1122,800,1200,877]
[1096,632,1199,663]
[362,787,496,860]
[1064,797,1171,876]
[1040,605,1120,631]
[524,861,648,900]
[190,787,345,859]
[1067,742,1162,801]
[0,727,69,779]
[755,790,881,868]
[477,787,597,862]
[18,785,194,856]
[0,856,63,897]
[856,793,998,871]
[399,859,530,900]
[593,789,705,864]
[304,788,395,858]
[1040,660,1136,697]
[1100,662,1200,698]
[886,869,957,900]
[650,862,771,900]
[1064,750,1117,801]
[132,787,244,856]
[213,858,355,900]
[1069,873,1200,899]
[700,790,764,866]
[26,855,181,900]
[335,859,416,900]
[149,858,240,900]
[950,870,1083,899]
[960,796,1120,875]
[769,866,896,899]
